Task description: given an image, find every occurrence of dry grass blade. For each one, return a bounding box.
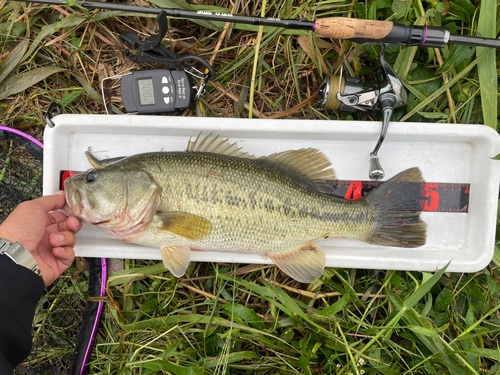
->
[149,0,220,30]
[0,39,28,83]
[0,66,64,101]
[268,92,318,119]
[248,0,266,119]
[268,279,387,299]
[180,280,230,303]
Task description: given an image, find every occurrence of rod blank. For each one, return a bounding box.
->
[27,0,315,29]
[18,0,500,49]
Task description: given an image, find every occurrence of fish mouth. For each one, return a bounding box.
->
[91,219,111,225]
[64,179,83,216]
[59,202,73,216]
[64,178,111,225]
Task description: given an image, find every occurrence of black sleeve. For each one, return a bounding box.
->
[0,255,45,374]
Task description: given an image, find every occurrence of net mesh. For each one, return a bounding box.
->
[0,139,43,222]
[14,259,91,375]
[0,136,96,375]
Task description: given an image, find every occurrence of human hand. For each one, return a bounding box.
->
[0,191,82,286]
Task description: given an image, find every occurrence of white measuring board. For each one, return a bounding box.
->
[43,114,500,273]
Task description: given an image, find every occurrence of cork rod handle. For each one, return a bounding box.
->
[314,18,393,40]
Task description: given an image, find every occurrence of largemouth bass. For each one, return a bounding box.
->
[64,133,426,283]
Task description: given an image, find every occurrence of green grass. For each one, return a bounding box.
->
[1,0,500,373]
[91,261,500,374]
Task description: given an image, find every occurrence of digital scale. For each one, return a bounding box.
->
[120,70,193,114]
[105,12,216,115]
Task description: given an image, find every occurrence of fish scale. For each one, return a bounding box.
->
[65,133,426,283]
[136,152,373,253]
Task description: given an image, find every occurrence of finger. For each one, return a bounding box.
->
[46,216,83,235]
[52,246,76,269]
[49,231,77,248]
[46,211,72,226]
[34,191,66,213]
[65,216,83,233]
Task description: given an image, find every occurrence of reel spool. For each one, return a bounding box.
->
[318,44,407,181]
[318,75,363,112]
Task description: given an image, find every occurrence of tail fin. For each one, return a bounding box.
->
[364,167,427,248]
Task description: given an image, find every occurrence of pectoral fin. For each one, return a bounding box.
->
[156,212,212,241]
[161,245,191,277]
[269,242,326,283]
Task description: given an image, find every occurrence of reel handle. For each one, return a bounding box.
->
[368,96,395,181]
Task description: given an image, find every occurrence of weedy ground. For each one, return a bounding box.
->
[1,0,500,374]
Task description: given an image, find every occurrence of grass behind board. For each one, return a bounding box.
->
[1,0,500,373]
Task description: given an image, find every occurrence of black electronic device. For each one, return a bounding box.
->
[121,69,193,114]
[112,11,215,115]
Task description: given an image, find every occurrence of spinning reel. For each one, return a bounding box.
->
[318,44,406,181]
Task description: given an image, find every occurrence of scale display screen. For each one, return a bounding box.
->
[137,79,155,105]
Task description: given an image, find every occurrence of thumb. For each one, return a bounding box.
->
[34,191,66,213]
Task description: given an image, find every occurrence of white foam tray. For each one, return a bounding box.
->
[43,114,500,272]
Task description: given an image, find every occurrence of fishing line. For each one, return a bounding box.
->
[101,74,131,115]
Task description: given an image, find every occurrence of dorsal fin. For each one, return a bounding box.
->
[85,150,126,168]
[262,148,336,181]
[187,132,256,159]
[186,133,336,190]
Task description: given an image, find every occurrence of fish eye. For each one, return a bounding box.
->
[86,171,98,184]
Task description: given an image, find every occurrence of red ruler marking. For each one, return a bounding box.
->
[60,171,77,190]
[328,180,469,213]
[60,171,470,213]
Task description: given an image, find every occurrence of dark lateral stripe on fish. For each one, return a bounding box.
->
[59,171,470,213]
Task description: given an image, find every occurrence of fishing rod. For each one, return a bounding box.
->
[20,0,500,180]
[17,0,500,49]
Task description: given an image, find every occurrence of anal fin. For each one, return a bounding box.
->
[161,245,191,277]
[269,242,326,283]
